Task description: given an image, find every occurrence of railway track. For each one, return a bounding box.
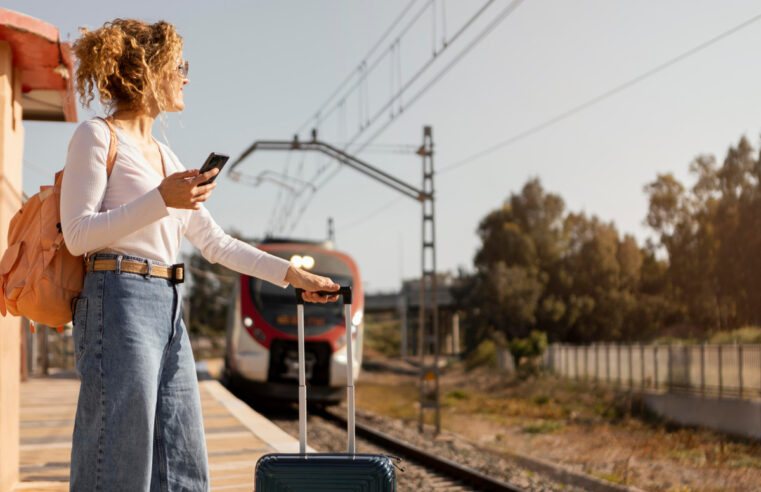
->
[316,406,525,492]
[225,377,580,491]
[263,407,519,492]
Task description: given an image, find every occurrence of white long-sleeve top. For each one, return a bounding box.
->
[60,118,290,287]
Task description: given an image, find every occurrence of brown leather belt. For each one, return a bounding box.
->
[86,258,184,284]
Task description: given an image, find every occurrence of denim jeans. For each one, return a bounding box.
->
[69,253,209,491]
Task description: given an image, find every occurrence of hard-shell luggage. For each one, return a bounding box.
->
[254,286,397,491]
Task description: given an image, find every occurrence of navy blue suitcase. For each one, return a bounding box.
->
[254,286,397,491]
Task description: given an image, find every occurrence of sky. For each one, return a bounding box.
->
[12,0,761,292]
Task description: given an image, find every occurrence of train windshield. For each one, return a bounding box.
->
[249,251,354,334]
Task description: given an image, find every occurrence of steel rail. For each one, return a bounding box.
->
[317,407,525,492]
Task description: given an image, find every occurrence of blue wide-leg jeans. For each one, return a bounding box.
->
[69,254,209,491]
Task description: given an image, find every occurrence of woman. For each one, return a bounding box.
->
[62,19,338,491]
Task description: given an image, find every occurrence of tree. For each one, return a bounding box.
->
[457,180,563,349]
[644,135,761,335]
[185,230,249,337]
[460,177,673,347]
[186,250,236,336]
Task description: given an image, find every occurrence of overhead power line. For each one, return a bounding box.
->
[23,159,51,176]
[339,196,404,232]
[352,0,525,154]
[295,0,423,136]
[341,10,761,234]
[343,0,508,152]
[267,0,426,235]
[282,0,522,232]
[439,10,761,175]
[293,0,486,191]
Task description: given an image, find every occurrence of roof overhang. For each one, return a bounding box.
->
[0,8,77,122]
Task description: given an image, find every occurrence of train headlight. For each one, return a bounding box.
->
[352,310,363,326]
[243,316,253,328]
[289,255,315,270]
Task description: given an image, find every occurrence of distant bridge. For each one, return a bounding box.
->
[363,275,460,356]
[365,283,455,313]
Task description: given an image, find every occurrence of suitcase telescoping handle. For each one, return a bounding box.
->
[294,287,354,455]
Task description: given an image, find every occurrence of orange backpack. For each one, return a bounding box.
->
[0,117,118,328]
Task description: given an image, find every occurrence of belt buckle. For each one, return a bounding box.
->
[171,263,185,284]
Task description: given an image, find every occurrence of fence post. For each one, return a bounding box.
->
[738,344,743,399]
[683,344,688,392]
[595,345,599,382]
[701,342,705,397]
[617,343,622,387]
[595,343,599,383]
[653,345,659,390]
[606,344,610,383]
[640,343,645,391]
[565,345,570,378]
[584,345,588,381]
[718,344,723,399]
[667,345,672,390]
[629,343,634,389]
[575,345,580,381]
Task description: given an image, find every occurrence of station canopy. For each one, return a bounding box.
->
[0,8,76,122]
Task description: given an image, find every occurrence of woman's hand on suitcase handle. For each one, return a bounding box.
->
[285,265,340,303]
[158,168,219,210]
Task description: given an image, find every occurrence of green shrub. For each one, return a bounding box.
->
[465,339,497,370]
[363,315,401,356]
[522,420,564,434]
[446,389,469,400]
[653,335,699,345]
[532,394,550,406]
[509,330,548,377]
[709,326,761,344]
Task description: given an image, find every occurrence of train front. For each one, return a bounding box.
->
[224,242,364,403]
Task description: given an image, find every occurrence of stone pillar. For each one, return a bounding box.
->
[0,39,24,492]
[451,312,460,354]
[398,293,407,357]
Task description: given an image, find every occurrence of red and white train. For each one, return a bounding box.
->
[223,238,364,403]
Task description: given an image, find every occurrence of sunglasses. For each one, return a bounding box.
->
[177,60,189,77]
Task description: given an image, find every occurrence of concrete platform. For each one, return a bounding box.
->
[12,362,306,492]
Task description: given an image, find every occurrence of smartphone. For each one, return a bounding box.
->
[198,152,229,185]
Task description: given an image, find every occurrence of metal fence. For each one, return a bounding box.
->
[22,322,219,377]
[23,322,76,376]
[544,342,761,399]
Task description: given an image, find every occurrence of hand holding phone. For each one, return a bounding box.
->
[159,167,220,210]
[197,152,229,186]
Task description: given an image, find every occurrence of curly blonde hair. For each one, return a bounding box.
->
[72,19,183,113]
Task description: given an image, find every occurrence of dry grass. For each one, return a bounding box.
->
[357,357,761,491]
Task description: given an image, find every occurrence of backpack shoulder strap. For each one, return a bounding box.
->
[95,116,118,178]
